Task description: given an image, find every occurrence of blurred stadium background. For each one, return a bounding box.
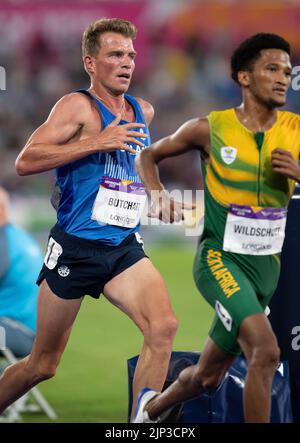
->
[1,0,300,422]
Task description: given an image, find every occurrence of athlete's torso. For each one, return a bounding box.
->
[201,108,300,251]
[55,90,151,245]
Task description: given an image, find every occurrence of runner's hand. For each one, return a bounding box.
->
[97,114,147,154]
[148,189,196,223]
[271,148,300,182]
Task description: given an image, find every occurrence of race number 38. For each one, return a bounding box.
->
[44,237,63,270]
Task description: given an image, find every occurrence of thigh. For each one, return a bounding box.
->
[103,257,175,329]
[208,315,241,356]
[29,279,83,364]
[194,246,264,355]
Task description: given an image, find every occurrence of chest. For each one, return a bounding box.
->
[212,126,299,177]
[77,102,138,141]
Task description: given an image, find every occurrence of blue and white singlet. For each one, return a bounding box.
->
[55,90,151,245]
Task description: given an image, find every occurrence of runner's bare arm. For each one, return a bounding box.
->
[16,93,146,175]
[135,118,209,222]
[135,117,210,192]
[271,148,300,182]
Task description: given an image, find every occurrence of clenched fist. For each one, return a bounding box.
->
[271,148,300,182]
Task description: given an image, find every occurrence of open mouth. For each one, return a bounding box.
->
[117,73,130,79]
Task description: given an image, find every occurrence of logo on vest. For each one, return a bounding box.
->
[58,265,70,277]
[220,146,237,165]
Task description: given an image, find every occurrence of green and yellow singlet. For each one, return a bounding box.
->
[201,108,300,250]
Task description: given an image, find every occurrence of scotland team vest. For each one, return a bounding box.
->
[54,90,151,245]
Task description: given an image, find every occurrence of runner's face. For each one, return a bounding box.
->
[247,49,292,107]
[92,32,136,94]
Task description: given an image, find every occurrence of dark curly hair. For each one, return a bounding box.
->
[231,33,290,84]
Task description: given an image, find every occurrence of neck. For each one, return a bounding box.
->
[89,84,125,108]
[236,98,277,133]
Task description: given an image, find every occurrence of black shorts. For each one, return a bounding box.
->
[37,224,147,300]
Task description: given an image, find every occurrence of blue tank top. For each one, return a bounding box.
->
[55,90,151,245]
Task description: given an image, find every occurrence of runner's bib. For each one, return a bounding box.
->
[92,176,147,228]
[223,204,287,255]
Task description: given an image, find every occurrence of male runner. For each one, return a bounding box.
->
[0,18,178,419]
[134,33,300,423]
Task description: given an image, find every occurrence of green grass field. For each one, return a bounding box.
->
[24,244,213,423]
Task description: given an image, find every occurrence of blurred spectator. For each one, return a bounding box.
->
[0,187,43,358]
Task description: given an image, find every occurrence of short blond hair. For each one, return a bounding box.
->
[82,18,137,57]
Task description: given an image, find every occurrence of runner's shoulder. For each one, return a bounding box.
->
[55,92,94,112]
[277,110,300,128]
[135,97,154,125]
[49,92,95,124]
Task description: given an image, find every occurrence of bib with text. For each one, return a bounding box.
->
[223,204,287,255]
[91,176,147,228]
